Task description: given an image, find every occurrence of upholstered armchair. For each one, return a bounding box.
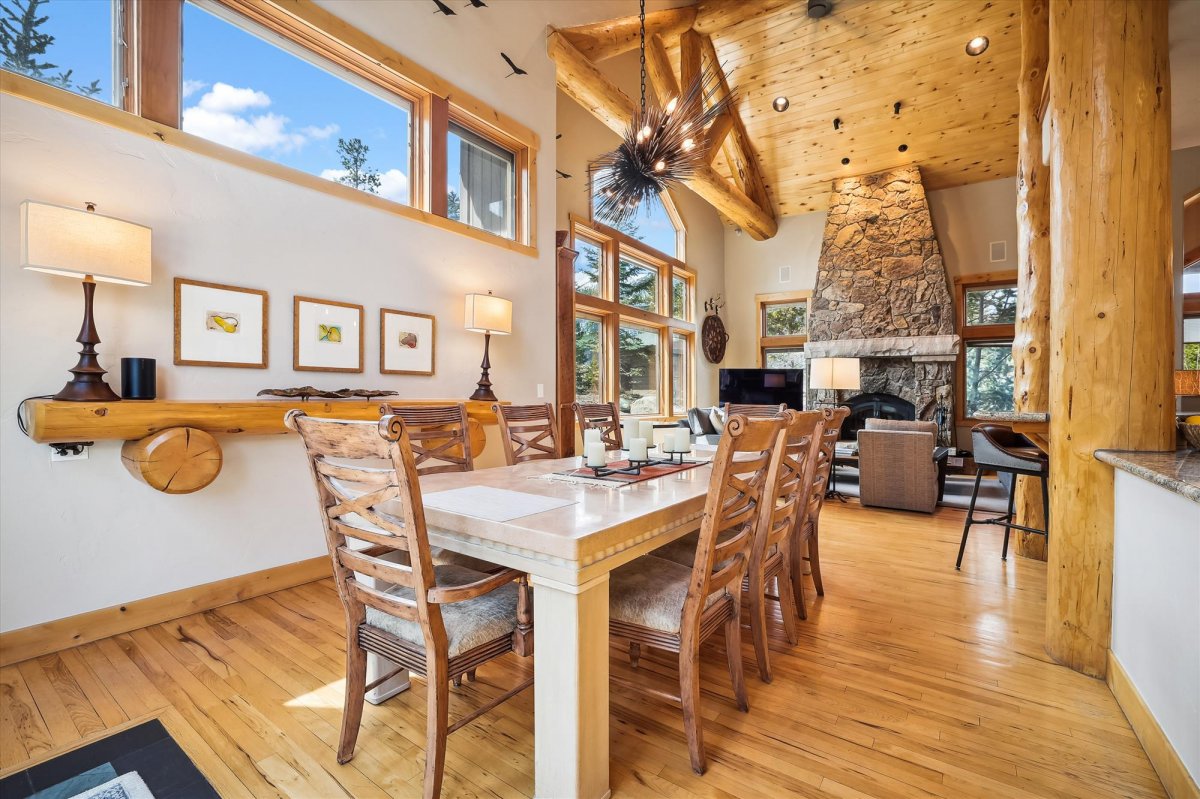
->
[857,418,940,513]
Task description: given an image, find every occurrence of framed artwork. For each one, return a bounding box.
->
[293,295,364,373]
[174,278,268,368]
[380,308,435,376]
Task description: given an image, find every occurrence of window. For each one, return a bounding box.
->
[756,292,811,368]
[448,121,515,239]
[591,169,684,259]
[559,216,696,427]
[575,315,603,404]
[957,275,1017,420]
[618,255,658,312]
[1,0,119,104]
[619,323,659,415]
[1184,317,1200,370]
[182,1,412,203]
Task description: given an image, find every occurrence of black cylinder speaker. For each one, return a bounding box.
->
[120,357,156,400]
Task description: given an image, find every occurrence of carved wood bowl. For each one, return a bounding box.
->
[1179,421,1200,451]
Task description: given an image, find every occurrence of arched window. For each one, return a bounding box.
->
[590,168,685,260]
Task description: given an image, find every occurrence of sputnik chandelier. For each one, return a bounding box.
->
[593,0,734,226]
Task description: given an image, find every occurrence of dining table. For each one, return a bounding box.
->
[366,451,714,799]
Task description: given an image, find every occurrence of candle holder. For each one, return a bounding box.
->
[652,450,690,466]
[590,460,649,478]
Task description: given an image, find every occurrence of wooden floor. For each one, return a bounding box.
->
[0,502,1166,798]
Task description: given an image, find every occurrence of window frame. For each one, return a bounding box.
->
[955,271,1018,423]
[0,0,538,256]
[755,291,811,367]
[587,166,686,262]
[565,213,696,422]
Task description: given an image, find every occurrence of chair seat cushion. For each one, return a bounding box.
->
[609,556,722,635]
[652,533,700,567]
[365,564,518,658]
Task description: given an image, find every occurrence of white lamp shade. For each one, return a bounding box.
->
[464,292,512,335]
[20,201,151,286]
[809,357,861,390]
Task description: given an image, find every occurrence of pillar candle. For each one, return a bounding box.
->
[673,428,691,453]
[628,438,648,461]
[661,434,675,453]
[583,428,601,445]
[585,442,606,467]
[639,421,655,445]
[622,420,639,448]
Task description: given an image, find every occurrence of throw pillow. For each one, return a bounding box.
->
[708,406,726,434]
[687,407,716,436]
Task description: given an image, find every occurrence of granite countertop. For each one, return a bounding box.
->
[969,411,1050,423]
[1094,449,1200,505]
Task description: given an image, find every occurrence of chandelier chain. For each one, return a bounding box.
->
[638,0,646,117]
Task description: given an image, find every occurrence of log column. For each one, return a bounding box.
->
[1012,0,1050,561]
[1046,0,1174,677]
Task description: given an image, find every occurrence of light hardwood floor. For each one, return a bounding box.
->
[0,502,1165,798]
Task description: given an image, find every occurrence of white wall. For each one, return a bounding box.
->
[555,50,727,408]
[0,0,644,633]
[1110,471,1200,784]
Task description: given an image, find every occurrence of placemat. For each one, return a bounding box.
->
[549,459,708,486]
[422,485,577,521]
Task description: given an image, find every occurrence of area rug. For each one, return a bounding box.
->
[0,719,217,799]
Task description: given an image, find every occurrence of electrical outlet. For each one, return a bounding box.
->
[536,383,545,398]
[51,447,89,462]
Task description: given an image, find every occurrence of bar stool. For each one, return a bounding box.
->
[955,423,1049,569]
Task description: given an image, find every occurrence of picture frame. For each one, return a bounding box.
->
[293,295,364,373]
[380,308,436,376]
[174,277,269,369]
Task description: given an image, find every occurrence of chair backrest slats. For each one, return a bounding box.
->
[762,411,825,558]
[807,406,851,521]
[338,546,416,589]
[573,401,623,449]
[724,402,787,418]
[495,403,560,465]
[683,414,787,639]
[379,404,474,475]
[349,581,421,622]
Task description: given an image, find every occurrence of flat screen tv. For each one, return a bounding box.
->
[719,368,804,409]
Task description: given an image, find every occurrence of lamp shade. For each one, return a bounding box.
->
[464,292,512,335]
[1176,370,1200,397]
[20,201,151,286]
[809,357,861,390]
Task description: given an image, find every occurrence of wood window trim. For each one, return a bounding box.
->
[1,0,539,257]
[954,271,1018,425]
[563,217,697,422]
[755,290,811,367]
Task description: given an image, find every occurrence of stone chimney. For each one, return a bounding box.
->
[807,166,958,437]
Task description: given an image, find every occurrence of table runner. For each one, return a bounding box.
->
[547,459,708,487]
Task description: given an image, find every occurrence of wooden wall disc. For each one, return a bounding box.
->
[121,427,223,494]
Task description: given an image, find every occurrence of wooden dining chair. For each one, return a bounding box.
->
[572,401,623,449]
[609,414,787,775]
[287,411,532,799]
[792,405,850,620]
[379,404,474,474]
[723,402,787,418]
[493,403,560,465]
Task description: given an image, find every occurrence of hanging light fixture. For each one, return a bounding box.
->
[593,0,734,226]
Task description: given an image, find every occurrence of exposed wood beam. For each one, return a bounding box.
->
[645,33,680,106]
[705,112,734,161]
[679,29,702,118]
[1012,0,1050,562]
[556,6,696,62]
[547,28,777,240]
[692,0,795,36]
[697,33,772,214]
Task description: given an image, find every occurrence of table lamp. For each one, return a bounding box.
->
[464,290,512,402]
[809,356,860,405]
[20,201,152,402]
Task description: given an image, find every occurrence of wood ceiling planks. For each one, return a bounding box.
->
[676,0,1022,216]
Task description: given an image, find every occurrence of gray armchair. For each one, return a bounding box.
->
[857,418,939,513]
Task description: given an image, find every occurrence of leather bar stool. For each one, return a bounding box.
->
[955,423,1049,569]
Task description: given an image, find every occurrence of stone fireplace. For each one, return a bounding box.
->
[806,165,958,443]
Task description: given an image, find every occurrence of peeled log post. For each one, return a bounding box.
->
[1012,0,1050,561]
[1046,0,1174,677]
[121,427,223,494]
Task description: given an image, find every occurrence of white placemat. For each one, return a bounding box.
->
[422,485,576,522]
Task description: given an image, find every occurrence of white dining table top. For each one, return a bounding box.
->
[410,454,712,573]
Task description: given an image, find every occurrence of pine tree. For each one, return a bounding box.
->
[0,0,101,96]
[334,137,382,193]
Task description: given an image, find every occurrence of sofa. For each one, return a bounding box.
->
[857,418,941,513]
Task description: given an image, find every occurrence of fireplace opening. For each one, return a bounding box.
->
[841,392,916,440]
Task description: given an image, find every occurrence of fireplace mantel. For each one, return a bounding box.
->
[805,334,960,361]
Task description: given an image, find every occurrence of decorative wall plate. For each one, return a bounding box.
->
[701,296,729,364]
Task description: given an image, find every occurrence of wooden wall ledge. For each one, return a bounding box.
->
[26,398,503,444]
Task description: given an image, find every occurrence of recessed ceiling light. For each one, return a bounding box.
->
[898,144,908,152]
[841,157,851,165]
[772,96,790,112]
[966,36,989,56]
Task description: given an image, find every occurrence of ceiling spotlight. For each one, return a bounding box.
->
[841,157,851,165]
[772,96,790,112]
[898,143,908,152]
[965,36,989,56]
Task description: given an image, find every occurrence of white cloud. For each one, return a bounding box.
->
[319,167,409,204]
[182,79,208,99]
[181,82,336,155]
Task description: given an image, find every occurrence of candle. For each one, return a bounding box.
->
[622,420,639,449]
[583,428,601,446]
[639,421,655,445]
[673,428,691,453]
[585,442,606,467]
[661,434,675,453]
[629,438,648,461]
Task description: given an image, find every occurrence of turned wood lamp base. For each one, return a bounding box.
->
[55,277,121,402]
[468,331,499,402]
